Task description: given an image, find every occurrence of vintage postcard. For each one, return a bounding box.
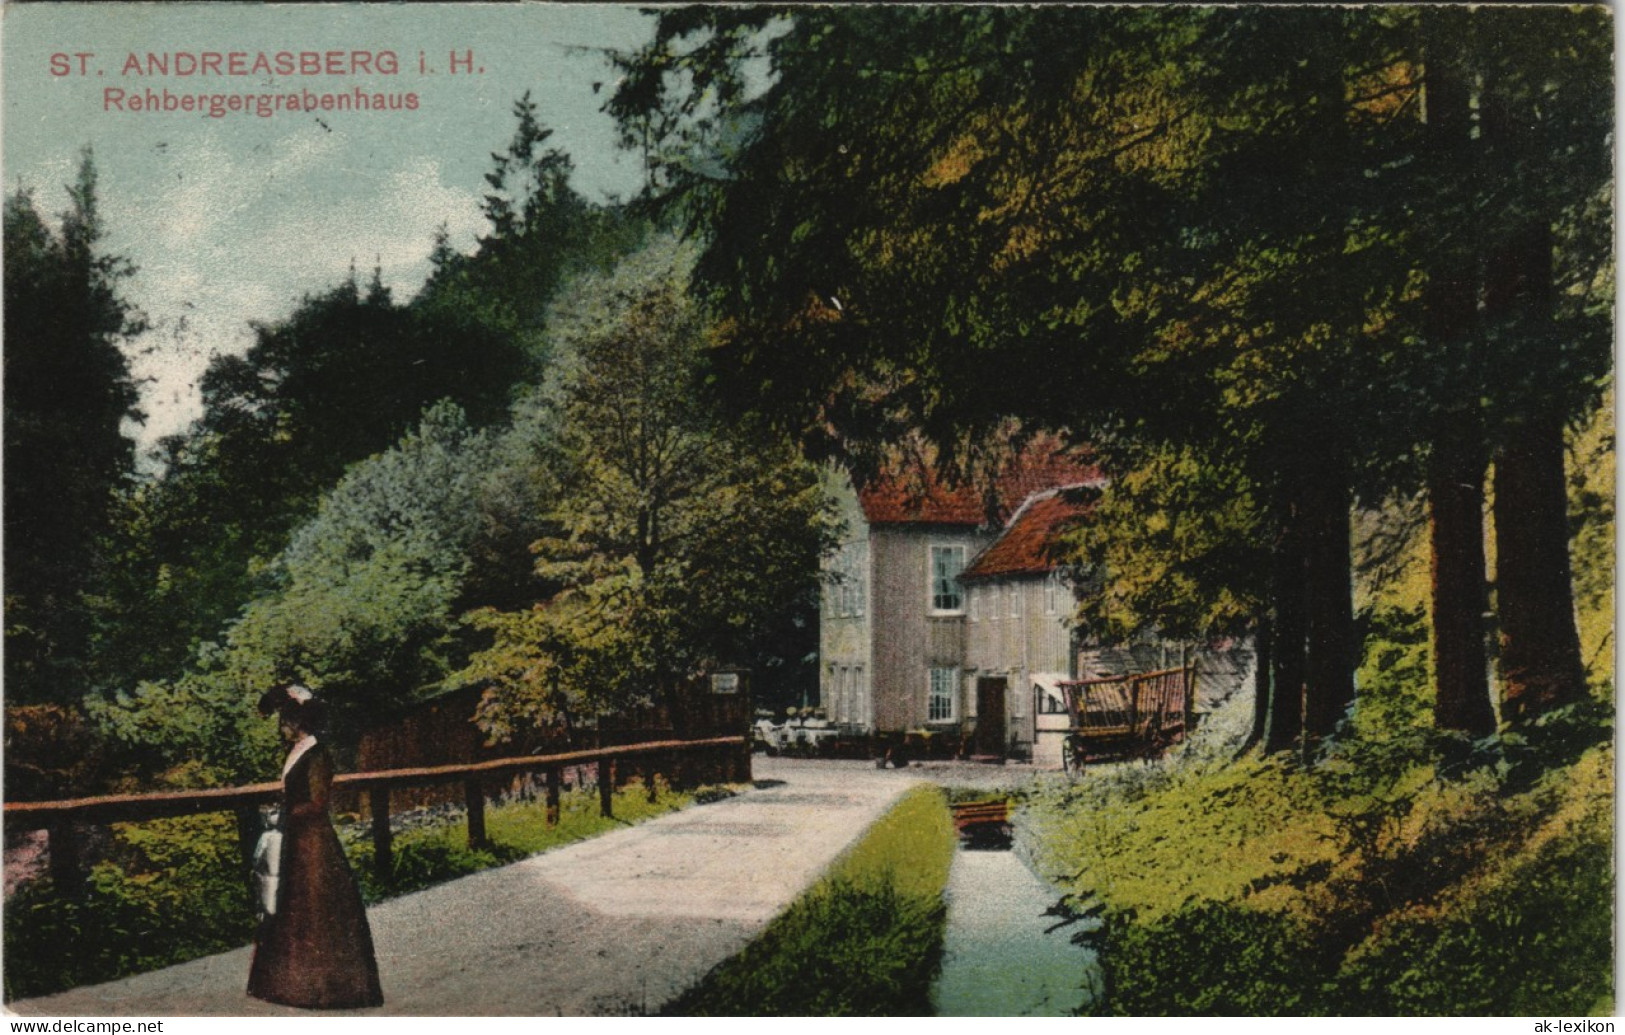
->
[2,2,1613,1025]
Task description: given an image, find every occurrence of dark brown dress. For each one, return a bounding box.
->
[248,742,384,1009]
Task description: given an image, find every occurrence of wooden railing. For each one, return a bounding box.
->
[4,735,748,894]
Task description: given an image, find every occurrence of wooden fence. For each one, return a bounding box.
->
[4,735,748,894]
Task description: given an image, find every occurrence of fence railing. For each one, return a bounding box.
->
[4,735,749,893]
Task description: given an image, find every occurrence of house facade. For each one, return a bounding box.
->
[819,447,1102,760]
[960,487,1094,761]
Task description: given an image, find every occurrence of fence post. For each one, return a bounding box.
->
[645,755,659,804]
[598,759,615,819]
[369,786,392,881]
[48,819,83,896]
[464,779,487,848]
[1184,663,1197,741]
[546,767,562,827]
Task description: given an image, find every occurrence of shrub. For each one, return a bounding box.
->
[1094,903,1334,1016]
[4,814,254,1001]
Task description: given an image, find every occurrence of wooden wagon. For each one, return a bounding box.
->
[1056,664,1197,772]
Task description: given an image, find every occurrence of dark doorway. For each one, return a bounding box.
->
[975,678,1007,756]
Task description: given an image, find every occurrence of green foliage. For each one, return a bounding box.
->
[462,237,838,739]
[668,785,956,1016]
[1064,444,1266,643]
[4,814,254,1001]
[419,92,644,347]
[5,152,145,705]
[1567,385,1615,690]
[223,402,523,722]
[1096,903,1332,1016]
[1026,718,1613,1015]
[1334,793,1614,1015]
[85,96,641,749]
[85,654,281,784]
[97,272,529,692]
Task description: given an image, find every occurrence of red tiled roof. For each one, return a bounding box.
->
[961,486,1098,580]
[856,441,1098,528]
[857,470,987,525]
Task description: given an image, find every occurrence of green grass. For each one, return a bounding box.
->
[1023,705,1614,1016]
[3,778,718,1002]
[666,784,957,1016]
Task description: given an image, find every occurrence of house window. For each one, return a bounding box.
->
[968,584,980,622]
[1008,582,1021,618]
[930,545,966,614]
[928,667,958,722]
[1045,573,1060,615]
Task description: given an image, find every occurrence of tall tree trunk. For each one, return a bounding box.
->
[1302,457,1355,741]
[1494,411,1586,722]
[1428,421,1496,734]
[1264,486,1306,754]
[1420,35,1496,735]
[1487,219,1587,723]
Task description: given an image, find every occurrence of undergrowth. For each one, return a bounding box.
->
[1024,672,1613,1016]
[665,784,956,1016]
[3,779,712,1001]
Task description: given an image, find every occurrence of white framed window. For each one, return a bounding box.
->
[968,584,980,622]
[1045,572,1061,615]
[930,544,966,614]
[928,667,958,722]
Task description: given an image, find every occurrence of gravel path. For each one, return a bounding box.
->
[8,758,951,1017]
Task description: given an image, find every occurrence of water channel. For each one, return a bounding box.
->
[930,846,1101,1016]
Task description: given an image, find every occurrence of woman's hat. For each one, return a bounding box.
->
[257,683,321,720]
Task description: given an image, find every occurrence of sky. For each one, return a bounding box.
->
[3,2,656,450]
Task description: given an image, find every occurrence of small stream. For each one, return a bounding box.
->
[931,846,1101,1016]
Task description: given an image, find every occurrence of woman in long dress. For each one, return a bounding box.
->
[248,685,384,1009]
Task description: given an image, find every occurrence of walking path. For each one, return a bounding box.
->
[8,759,930,1017]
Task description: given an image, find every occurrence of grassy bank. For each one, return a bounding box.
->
[4,779,717,1001]
[666,784,957,1016]
[1022,699,1613,1015]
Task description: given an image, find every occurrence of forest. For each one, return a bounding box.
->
[4,5,1613,1015]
